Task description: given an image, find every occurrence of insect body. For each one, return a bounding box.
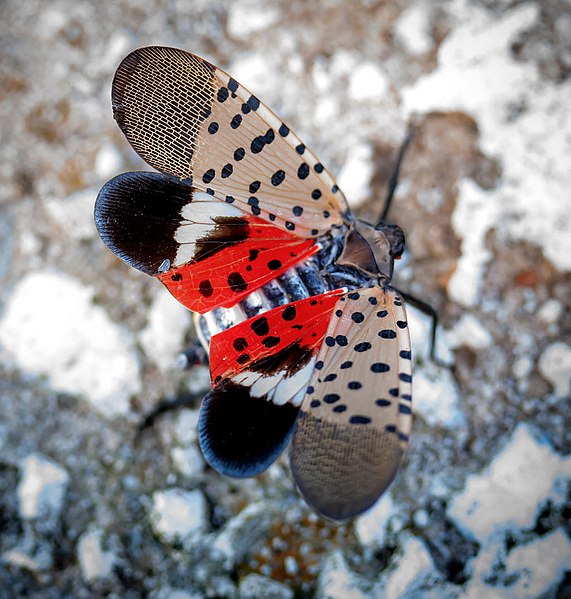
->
[95,46,412,521]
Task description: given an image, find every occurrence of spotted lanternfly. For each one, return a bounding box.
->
[95,46,413,521]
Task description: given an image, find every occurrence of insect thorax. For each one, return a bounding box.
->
[335,219,404,282]
[196,220,404,350]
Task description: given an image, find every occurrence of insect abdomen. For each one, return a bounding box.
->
[197,253,333,347]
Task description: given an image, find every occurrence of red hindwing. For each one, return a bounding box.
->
[209,289,345,383]
[159,215,318,313]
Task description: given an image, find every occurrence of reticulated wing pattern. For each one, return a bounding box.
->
[289,285,412,521]
[112,46,349,238]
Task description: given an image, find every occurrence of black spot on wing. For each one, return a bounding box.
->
[198,381,298,477]
[262,336,281,348]
[281,305,296,321]
[233,337,248,351]
[199,279,214,297]
[228,272,248,293]
[251,316,270,336]
[379,329,397,339]
[354,342,372,353]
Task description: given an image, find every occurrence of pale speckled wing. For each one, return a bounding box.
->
[289,285,412,521]
[111,46,349,238]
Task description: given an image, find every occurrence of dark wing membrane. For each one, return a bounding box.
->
[198,380,300,478]
[289,286,412,521]
[95,171,192,275]
[112,46,349,238]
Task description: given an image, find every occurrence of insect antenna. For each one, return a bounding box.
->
[377,124,416,225]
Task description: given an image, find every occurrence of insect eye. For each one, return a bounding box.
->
[380,224,405,259]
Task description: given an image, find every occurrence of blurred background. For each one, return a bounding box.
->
[0,0,569,597]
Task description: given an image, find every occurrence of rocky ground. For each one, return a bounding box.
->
[0,0,570,597]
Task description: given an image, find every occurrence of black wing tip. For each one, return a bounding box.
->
[117,45,202,65]
[198,381,299,479]
[293,465,389,521]
[95,171,190,275]
[94,174,153,275]
[110,46,217,174]
[111,47,164,125]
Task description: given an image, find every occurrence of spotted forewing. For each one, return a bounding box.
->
[290,286,412,520]
[111,46,349,237]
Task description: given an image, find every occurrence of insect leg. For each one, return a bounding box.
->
[138,340,209,433]
[395,288,448,367]
[377,123,417,225]
[178,339,209,370]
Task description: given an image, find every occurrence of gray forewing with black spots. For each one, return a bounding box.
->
[289,286,412,521]
[111,45,349,239]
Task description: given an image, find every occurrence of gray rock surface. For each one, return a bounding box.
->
[1,0,569,597]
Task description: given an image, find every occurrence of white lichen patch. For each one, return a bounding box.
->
[336,142,374,208]
[461,529,571,598]
[227,0,280,39]
[18,453,69,524]
[43,188,100,241]
[78,528,117,582]
[413,368,465,429]
[0,270,140,416]
[150,488,208,544]
[448,424,571,544]
[446,313,493,351]
[239,573,294,599]
[502,529,571,598]
[349,62,389,102]
[403,1,571,306]
[317,550,370,599]
[538,341,571,397]
[139,288,192,371]
[377,534,438,598]
[395,2,434,55]
[94,142,123,179]
[355,493,396,549]
[171,445,204,479]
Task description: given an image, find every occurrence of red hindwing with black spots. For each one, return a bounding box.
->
[209,289,345,383]
[158,214,319,313]
[94,45,414,522]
